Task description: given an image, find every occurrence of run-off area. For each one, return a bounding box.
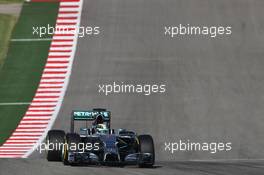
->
[0,2,59,145]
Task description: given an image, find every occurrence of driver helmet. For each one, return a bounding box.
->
[96,124,108,134]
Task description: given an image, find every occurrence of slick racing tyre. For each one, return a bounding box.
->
[138,135,155,168]
[46,130,65,161]
[63,133,81,165]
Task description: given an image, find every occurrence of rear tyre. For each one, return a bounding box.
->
[138,135,155,168]
[46,130,65,161]
[63,133,81,165]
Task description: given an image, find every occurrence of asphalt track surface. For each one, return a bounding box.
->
[2,0,264,174]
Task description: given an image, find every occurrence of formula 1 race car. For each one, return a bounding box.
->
[46,108,155,167]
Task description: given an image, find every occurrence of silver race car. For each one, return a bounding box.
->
[46,108,155,167]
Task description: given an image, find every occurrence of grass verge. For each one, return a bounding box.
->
[0,2,59,145]
[0,14,17,69]
[0,0,23,4]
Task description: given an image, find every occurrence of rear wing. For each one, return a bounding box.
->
[72,110,111,121]
[70,109,111,132]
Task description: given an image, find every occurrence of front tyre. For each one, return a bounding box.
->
[138,135,155,168]
[63,133,81,165]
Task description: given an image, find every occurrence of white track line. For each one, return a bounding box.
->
[11,38,52,42]
[190,158,264,162]
[0,102,31,106]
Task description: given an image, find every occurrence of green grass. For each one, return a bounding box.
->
[0,0,23,4]
[0,2,59,145]
[0,14,17,69]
